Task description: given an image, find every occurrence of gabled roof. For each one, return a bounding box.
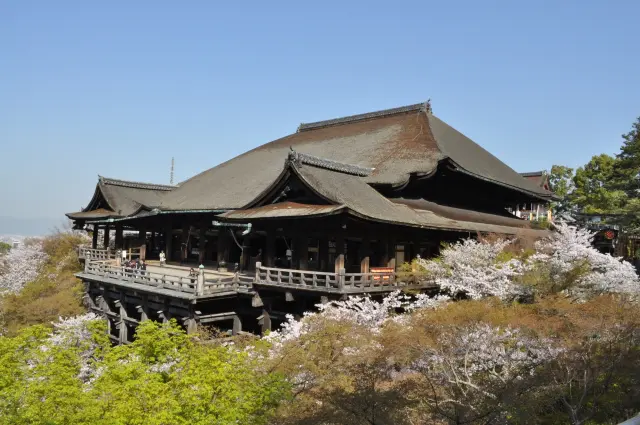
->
[221,152,547,237]
[519,171,550,190]
[159,103,553,211]
[67,177,176,220]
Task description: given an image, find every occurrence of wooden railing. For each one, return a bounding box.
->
[81,259,434,297]
[78,246,113,261]
[254,263,431,293]
[82,259,252,297]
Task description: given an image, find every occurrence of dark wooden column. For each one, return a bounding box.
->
[359,236,371,273]
[318,236,328,272]
[239,235,250,271]
[164,221,173,261]
[379,235,390,266]
[205,232,214,262]
[387,236,397,269]
[138,225,147,260]
[198,224,207,264]
[180,224,189,262]
[265,229,276,267]
[92,226,99,249]
[335,232,345,273]
[103,225,110,248]
[298,236,309,270]
[114,224,123,250]
[217,230,230,265]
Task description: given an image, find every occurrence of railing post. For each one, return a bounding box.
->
[255,262,261,282]
[196,269,204,296]
[338,268,345,291]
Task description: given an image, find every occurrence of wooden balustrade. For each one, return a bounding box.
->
[78,246,113,261]
[81,259,434,298]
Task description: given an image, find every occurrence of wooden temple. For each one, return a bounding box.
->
[67,102,555,342]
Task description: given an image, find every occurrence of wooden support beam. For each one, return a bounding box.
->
[92,226,99,249]
[164,222,173,262]
[115,224,123,250]
[114,299,128,344]
[318,236,328,272]
[265,229,276,267]
[260,309,272,334]
[198,225,207,264]
[335,254,345,274]
[180,224,189,262]
[157,310,169,324]
[232,315,242,335]
[251,293,264,308]
[360,236,371,273]
[217,230,230,266]
[103,225,110,249]
[298,236,309,270]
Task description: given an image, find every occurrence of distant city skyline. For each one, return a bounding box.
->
[2,1,639,226]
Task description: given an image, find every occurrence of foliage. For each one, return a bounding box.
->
[0,242,11,255]
[0,231,89,335]
[0,317,290,425]
[548,164,575,215]
[572,154,627,215]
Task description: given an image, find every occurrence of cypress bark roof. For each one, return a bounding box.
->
[158,103,552,211]
[220,155,546,237]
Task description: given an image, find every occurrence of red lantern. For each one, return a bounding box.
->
[604,230,615,240]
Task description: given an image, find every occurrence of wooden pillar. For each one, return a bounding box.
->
[319,236,328,272]
[359,236,371,273]
[379,235,390,266]
[114,224,123,250]
[217,230,230,265]
[198,225,207,264]
[138,225,147,260]
[232,315,242,335]
[92,226,99,249]
[164,222,173,262]
[265,230,276,267]
[103,225,110,249]
[114,299,128,344]
[260,308,272,334]
[335,232,345,273]
[298,236,309,270]
[387,236,397,270]
[180,224,189,262]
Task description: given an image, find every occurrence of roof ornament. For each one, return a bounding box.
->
[423,99,432,114]
[288,147,301,166]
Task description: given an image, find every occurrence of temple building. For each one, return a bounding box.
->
[67,102,556,340]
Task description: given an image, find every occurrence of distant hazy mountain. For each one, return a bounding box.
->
[0,216,68,237]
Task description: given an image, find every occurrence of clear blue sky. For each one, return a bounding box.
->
[1,0,639,222]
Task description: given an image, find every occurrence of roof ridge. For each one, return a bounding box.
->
[297,102,429,132]
[287,150,374,177]
[519,171,546,177]
[99,176,176,191]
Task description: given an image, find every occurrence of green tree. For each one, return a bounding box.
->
[614,116,640,193]
[571,154,626,215]
[548,165,575,215]
[0,319,290,425]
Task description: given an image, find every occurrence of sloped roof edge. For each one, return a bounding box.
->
[99,176,176,191]
[297,102,428,132]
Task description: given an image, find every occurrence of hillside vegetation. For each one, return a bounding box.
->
[0,232,88,336]
[0,224,639,424]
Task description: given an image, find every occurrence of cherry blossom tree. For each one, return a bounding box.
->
[0,241,47,294]
[408,324,563,424]
[535,222,640,298]
[416,238,528,300]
